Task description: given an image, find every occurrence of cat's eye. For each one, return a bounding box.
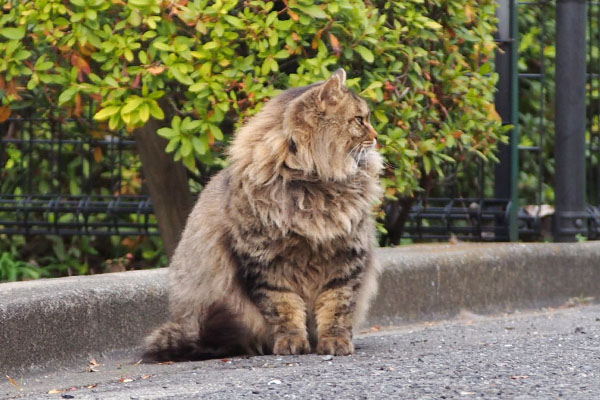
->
[356,116,364,125]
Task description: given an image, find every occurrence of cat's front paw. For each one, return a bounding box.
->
[273,335,311,355]
[316,336,354,356]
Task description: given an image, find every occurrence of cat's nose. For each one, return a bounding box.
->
[367,124,378,141]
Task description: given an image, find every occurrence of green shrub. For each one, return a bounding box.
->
[0,252,46,281]
[1,0,505,245]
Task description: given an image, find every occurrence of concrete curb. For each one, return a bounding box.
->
[2,242,600,375]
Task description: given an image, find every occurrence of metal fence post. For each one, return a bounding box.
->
[554,0,587,242]
[494,0,519,241]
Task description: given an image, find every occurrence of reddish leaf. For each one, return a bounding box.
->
[7,80,21,100]
[6,375,20,391]
[71,52,91,76]
[93,146,103,163]
[132,74,141,89]
[147,65,166,75]
[328,33,342,55]
[288,10,299,21]
[73,93,83,117]
[0,106,11,123]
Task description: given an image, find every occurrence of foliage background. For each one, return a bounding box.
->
[0,0,504,280]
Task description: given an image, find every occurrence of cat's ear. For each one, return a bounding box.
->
[318,68,346,109]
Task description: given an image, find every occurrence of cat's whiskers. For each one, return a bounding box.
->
[346,144,363,176]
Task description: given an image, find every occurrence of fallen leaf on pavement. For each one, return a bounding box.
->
[87,384,98,389]
[511,375,529,380]
[48,389,62,394]
[120,377,134,383]
[142,375,152,380]
[87,359,101,372]
[6,375,21,392]
[157,361,174,365]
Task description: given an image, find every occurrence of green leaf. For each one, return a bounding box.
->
[94,106,121,121]
[14,50,32,61]
[157,127,178,139]
[109,113,121,130]
[70,179,81,195]
[182,153,197,171]
[180,137,192,157]
[129,0,152,7]
[139,103,150,122]
[297,5,328,19]
[192,136,207,155]
[189,82,208,92]
[208,124,223,140]
[214,22,224,37]
[153,42,172,51]
[58,87,78,105]
[36,61,54,71]
[105,76,119,87]
[423,20,442,30]
[0,27,26,40]
[223,15,245,30]
[203,42,218,50]
[172,115,182,133]
[170,67,194,85]
[121,97,144,114]
[274,50,289,59]
[266,11,277,26]
[354,46,374,63]
[148,100,165,120]
[165,137,180,153]
[423,155,432,174]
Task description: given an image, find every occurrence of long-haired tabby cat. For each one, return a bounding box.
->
[144,69,383,361]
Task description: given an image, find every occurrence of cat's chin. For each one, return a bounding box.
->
[351,145,381,166]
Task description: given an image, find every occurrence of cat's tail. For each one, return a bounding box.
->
[142,303,250,362]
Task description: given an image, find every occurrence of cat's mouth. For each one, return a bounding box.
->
[350,140,377,165]
[361,139,377,149]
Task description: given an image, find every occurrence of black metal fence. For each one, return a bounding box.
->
[1,0,600,242]
[0,114,156,236]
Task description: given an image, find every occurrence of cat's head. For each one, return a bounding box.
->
[282,69,382,181]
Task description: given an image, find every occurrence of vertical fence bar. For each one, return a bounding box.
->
[494,0,519,241]
[554,0,587,242]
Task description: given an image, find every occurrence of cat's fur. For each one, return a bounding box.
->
[144,69,383,361]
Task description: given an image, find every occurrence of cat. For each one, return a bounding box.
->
[144,68,383,361]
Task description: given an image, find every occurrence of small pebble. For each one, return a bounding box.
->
[268,379,282,385]
[321,355,333,361]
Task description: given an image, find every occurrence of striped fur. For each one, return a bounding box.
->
[143,69,383,361]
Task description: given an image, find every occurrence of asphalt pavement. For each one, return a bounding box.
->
[2,302,599,399]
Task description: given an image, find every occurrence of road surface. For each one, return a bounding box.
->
[2,303,599,399]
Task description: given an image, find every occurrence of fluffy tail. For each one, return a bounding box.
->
[143,303,250,362]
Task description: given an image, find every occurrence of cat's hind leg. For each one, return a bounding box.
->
[143,302,256,362]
